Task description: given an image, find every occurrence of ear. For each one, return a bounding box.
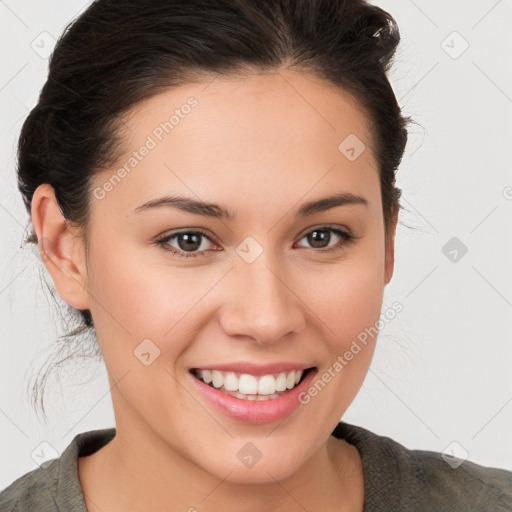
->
[384,208,399,285]
[31,184,90,310]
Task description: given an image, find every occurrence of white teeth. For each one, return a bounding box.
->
[223,372,239,391]
[239,374,258,394]
[195,368,305,396]
[275,373,287,391]
[257,374,276,395]
[230,390,281,401]
[211,370,224,389]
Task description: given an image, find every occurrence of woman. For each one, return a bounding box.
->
[1,0,511,511]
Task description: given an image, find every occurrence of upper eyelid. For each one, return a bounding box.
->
[159,225,352,246]
[296,224,352,239]
[160,227,216,243]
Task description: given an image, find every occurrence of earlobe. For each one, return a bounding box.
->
[31,184,90,310]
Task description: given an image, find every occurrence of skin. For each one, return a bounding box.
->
[31,68,397,511]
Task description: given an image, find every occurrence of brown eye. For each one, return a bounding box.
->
[156,229,216,258]
[156,225,355,259]
[295,227,354,253]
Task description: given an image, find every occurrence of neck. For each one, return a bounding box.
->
[78,401,364,512]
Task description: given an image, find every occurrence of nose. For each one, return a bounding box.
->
[219,252,306,345]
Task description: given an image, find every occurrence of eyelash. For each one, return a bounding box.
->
[155,225,356,259]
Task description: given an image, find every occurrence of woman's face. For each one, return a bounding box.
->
[79,69,395,482]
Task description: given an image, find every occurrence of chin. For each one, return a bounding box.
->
[201,453,301,485]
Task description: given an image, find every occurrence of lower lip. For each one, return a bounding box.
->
[189,368,318,424]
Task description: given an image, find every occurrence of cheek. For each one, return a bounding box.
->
[87,246,191,340]
[298,240,385,406]
[303,241,386,343]
[317,265,384,339]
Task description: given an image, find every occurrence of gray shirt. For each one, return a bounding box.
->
[1,421,511,511]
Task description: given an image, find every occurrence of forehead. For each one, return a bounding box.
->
[91,70,380,219]
[125,69,375,153]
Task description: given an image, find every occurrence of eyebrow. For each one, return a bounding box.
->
[132,192,368,220]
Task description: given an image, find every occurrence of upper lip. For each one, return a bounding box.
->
[190,361,316,377]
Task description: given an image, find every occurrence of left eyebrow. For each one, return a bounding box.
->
[296,192,369,217]
[131,192,368,220]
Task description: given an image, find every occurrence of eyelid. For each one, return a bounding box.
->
[296,223,353,240]
[155,224,357,260]
[157,227,217,243]
[157,224,352,245]
[154,227,219,258]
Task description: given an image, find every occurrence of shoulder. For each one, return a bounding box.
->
[405,446,512,510]
[0,428,115,512]
[332,421,512,511]
[0,457,61,511]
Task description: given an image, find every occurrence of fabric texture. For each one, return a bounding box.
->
[1,421,511,511]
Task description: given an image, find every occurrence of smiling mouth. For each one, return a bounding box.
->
[190,367,316,401]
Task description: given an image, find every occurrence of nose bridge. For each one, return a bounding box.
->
[221,238,305,344]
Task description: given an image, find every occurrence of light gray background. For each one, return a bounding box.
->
[1,0,511,489]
